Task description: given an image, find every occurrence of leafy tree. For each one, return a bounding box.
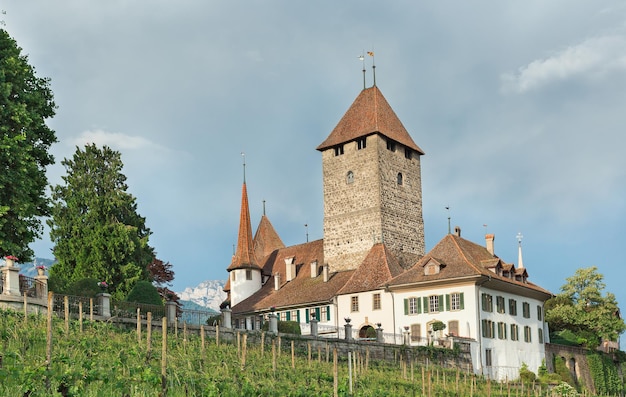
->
[147,257,179,302]
[546,266,625,345]
[0,29,57,260]
[48,144,154,300]
[126,280,163,306]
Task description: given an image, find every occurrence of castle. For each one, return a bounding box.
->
[222,80,552,380]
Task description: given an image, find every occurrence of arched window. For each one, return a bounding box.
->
[346,171,354,184]
[397,172,403,185]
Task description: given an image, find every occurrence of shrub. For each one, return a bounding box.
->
[261,320,302,335]
[519,362,536,384]
[66,277,101,297]
[206,314,221,326]
[125,281,163,306]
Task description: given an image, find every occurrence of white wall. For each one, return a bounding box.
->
[230,268,262,307]
[336,288,394,336]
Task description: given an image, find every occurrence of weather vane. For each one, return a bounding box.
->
[359,52,366,90]
[305,224,309,242]
[368,50,376,86]
[445,206,451,234]
[516,232,523,245]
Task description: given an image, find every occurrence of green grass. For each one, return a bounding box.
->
[0,309,577,396]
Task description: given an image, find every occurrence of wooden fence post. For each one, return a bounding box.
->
[161,317,167,396]
[147,312,152,354]
[23,292,28,325]
[64,295,69,334]
[79,301,83,333]
[137,308,141,344]
[90,298,93,322]
[333,347,338,397]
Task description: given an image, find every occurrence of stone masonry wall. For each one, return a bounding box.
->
[322,134,424,272]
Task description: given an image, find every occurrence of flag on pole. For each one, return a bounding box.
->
[367,51,374,57]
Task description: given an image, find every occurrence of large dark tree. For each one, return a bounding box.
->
[48,144,154,300]
[0,29,57,260]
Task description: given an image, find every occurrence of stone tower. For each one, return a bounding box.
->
[317,86,425,272]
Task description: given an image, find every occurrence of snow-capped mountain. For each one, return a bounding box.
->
[177,280,226,312]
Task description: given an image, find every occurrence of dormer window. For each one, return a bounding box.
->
[346,171,354,184]
[334,145,344,156]
[404,148,412,159]
[357,137,367,150]
[386,138,396,152]
[424,262,440,275]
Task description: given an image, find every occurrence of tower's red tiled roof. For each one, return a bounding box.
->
[316,86,424,154]
[254,215,285,261]
[338,243,405,295]
[227,183,261,271]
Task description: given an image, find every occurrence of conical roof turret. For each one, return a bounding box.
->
[227,182,261,271]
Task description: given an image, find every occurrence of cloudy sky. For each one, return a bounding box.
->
[3,2,626,306]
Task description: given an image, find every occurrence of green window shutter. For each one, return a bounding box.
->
[417,297,422,314]
[439,295,444,311]
[423,297,428,313]
[445,294,450,311]
[297,310,300,323]
[326,305,331,321]
[460,293,465,310]
[404,299,409,315]
[286,312,291,321]
[305,309,310,323]
[315,307,321,321]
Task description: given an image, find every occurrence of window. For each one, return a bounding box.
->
[429,295,441,313]
[410,324,421,341]
[386,139,396,152]
[397,172,403,186]
[351,296,359,312]
[406,297,420,315]
[448,292,464,311]
[524,326,532,343]
[485,349,493,367]
[346,171,354,184]
[509,299,517,316]
[522,302,530,318]
[481,293,493,312]
[280,312,287,321]
[404,148,412,159]
[497,322,507,340]
[246,269,252,280]
[372,293,381,310]
[448,320,459,336]
[496,296,505,314]
[292,310,299,322]
[334,145,344,156]
[482,319,495,338]
[357,137,367,150]
[537,305,542,321]
[231,272,236,281]
[538,328,544,343]
[511,324,519,341]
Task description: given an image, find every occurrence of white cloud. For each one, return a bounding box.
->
[72,129,155,150]
[501,35,626,93]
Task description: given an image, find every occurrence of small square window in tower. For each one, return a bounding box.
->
[357,137,367,150]
[346,171,354,184]
[246,269,252,280]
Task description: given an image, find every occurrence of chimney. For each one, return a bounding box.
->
[310,260,318,278]
[274,273,281,290]
[486,234,495,255]
[323,264,329,282]
[454,226,461,237]
[285,257,296,282]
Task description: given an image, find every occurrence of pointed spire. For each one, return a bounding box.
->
[227,181,260,271]
[516,232,524,269]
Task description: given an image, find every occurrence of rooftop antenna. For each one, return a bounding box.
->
[359,52,366,90]
[368,50,376,86]
[445,206,451,234]
[516,232,525,268]
[241,152,246,183]
[305,224,309,242]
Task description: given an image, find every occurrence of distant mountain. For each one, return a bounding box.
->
[4,257,56,278]
[177,280,226,312]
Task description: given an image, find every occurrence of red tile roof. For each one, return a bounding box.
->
[317,86,424,154]
[338,243,405,295]
[387,234,551,296]
[232,239,355,314]
[227,183,261,271]
[254,215,285,262]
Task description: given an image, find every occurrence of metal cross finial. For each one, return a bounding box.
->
[445,206,451,234]
[305,224,309,243]
[359,52,366,90]
[517,232,523,244]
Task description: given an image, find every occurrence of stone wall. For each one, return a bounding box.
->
[321,134,424,272]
